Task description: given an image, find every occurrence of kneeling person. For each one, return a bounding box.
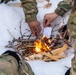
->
[0,50,34,75]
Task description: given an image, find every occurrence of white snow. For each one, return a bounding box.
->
[0,0,74,75]
[43,27,52,38]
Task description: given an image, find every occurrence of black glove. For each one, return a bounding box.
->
[65,68,70,75]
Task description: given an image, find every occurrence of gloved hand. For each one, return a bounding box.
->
[28,20,41,36]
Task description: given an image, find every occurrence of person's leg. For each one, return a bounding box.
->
[70,39,76,75]
[18,60,35,75]
[0,51,19,75]
[0,50,34,75]
[65,39,76,75]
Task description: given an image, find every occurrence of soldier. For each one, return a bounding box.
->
[21,0,41,36]
[0,50,35,75]
[43,0,76,75]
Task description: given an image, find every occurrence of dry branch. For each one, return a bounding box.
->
[41,52,59,61]
[51,44,68,55]
[44,3,52,8]
[8,3,22,7]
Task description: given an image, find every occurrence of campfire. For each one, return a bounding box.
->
[23,35,69,61]
[6,21,71,62]
[5,33,69,62]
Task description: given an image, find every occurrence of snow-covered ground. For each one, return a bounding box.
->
[0,0,74,75]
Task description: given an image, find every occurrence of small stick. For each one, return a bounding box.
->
[7,29,15,39]
[19,18,23,39]
[8,3,22,7]
[28,33,32,40]
[41,52,59,61]
[8,41,25,60]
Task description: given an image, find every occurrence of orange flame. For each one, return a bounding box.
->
[34,35,52,53]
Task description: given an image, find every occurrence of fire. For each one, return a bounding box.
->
[34,40,42,53]
[34,35,51,53]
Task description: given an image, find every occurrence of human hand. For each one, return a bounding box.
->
[28,20,41,36]
[43,12,58,27]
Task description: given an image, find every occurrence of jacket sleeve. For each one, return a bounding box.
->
[21,0,38,23]
[55,0,73,16]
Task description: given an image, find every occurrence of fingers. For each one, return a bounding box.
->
[37,25,41,35]
[44,19,50,27]
[28,20,41,36]
[30,24,41,36]
[43,15,50,27]
[32,25,41,36]
[31,29,35,36]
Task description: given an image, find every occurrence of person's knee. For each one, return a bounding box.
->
[0,56,17,75]
[0,50,19,75]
